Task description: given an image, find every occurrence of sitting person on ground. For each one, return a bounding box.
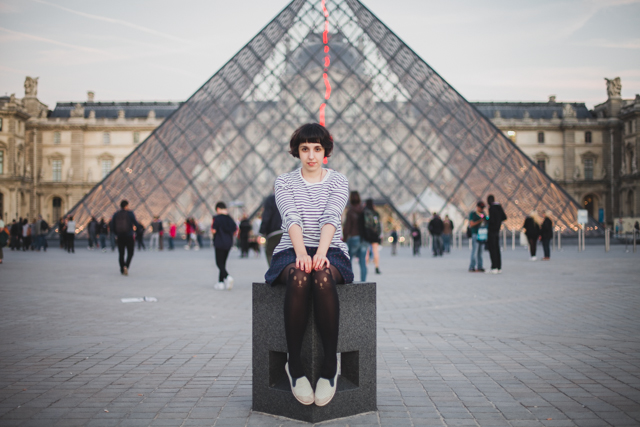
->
[264,123,353,407]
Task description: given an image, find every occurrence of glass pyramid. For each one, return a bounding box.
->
[68,0,587,234]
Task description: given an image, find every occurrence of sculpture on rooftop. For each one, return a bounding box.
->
[24,76,38,97]
[605,77,621,99]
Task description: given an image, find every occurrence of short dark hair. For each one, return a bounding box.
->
[289,123,333,158]
[477,201,486,208]
[215,201,227,210]
[120,200,129,209]
[350,191,361,206]
[487,195,495,205]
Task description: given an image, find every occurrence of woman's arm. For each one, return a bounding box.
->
[314,173,349,269]
[313,224,336,270]
[275,175,311,272]
[289,224,312,273]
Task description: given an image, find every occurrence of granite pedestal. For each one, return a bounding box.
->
[252,282,377,423]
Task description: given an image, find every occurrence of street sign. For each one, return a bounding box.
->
[577,209,588,225]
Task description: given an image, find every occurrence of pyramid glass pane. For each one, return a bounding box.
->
[68,0,589,234]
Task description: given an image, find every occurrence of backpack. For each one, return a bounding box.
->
[114,210,131,234]
[362,208,381,242]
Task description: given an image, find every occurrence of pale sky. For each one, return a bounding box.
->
[1,0,639,109]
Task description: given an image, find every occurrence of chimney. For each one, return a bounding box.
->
[87,91,95,102]
[549,95,556,103]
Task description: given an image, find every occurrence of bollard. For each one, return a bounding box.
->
[604,228,610,252]
[583,227,586,251]
[512,229,516,250]
[634,230,637,253]
[558,229,562,251]
[502,227,506,251]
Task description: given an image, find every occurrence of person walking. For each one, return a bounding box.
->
[66,216,76,253]
[468,201,486,272]
[212,202,238,290]
[363,199,382,274]
[540,211,553,260]
[135,221,146,251]
[428,213,444,256]
[109,218,116,252]
[36,215,49,252]
[343,191,367,282]
[523,212,541,261]
[264,123,353,407]
[111,200,140,276]
[239,214,252,258]
[442,215,454,253]
[486,195,507,273]
[10,219,21,250]
[99,218,108,252]
[390,228,398,255]
[259,194,283,266]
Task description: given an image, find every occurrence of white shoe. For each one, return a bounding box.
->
[531,256,537,261]
[224,276,234,290]
[285,363,314,405]
[488,268,499,274]
[194,246,200,251]
[184,245,190,250]
[497,269,502,274]
[214,282,225,290]
[315,359,340,407]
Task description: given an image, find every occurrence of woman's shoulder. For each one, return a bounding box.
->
[275,169,300,184]
[326,169,348,185]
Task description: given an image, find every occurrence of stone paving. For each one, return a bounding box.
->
[1,241,639,427]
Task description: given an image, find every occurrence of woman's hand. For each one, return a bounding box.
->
[296,253,313,273]
[313,252,330,270]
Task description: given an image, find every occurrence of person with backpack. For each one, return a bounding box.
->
[363,198,382,274]
[486,194,507,273]
[110,200,141,276]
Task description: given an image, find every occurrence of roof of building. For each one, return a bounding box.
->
[50,101,183,119]
[471,102,594,120]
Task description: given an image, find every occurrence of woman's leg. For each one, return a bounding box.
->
[372,243,380,270]
[279,263,312,379]
[311,265,344,379]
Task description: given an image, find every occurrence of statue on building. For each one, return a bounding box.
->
[562,103,576,118]
[573,166,580,180]
[70,103,85,118]
[605,77,621,99]
[24,76,38,97]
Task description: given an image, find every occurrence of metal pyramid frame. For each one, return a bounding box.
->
[68,0,586,234]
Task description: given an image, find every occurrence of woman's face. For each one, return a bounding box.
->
[298,142,325,173]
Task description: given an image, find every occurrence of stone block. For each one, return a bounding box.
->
[252,281,377,423]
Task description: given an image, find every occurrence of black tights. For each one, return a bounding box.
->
[278,263,343,380]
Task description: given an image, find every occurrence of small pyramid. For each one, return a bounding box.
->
[69,0,583,232]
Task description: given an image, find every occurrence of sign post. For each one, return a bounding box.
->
[577,209,588,252]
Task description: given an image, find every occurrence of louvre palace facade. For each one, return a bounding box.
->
[1,74,638,231]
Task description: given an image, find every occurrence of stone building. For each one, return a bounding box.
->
[1,75,638,230]
[472,78,640,229]
[0,77,180,224]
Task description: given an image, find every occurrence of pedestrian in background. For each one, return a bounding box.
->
[442,215,454,253]
[168,221,176,250]
[428,213,444,257]
[99,218,109,252]
[149,216,162,251]
[136,221,146,251]
[540,211,553,260]
[0,214,7,264]
[363,198,382,274]
[486,195,507,273]
[259,194,283,266]
[87,217,98,250]
[111,200,140,276]
[344,191,367,281]
[239,213,252,258]
[411,223,421,256]
[523,212,541,261]
[468,201,486,272]
[212,202,238,290]
[390,228,398,255]
[66,216,76,253]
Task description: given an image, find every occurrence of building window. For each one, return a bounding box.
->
[52,197,62,221]
[537,132,545,143]
[133,132,140,144]
[537,159,546,172]
[53,132,61,144]
[0,150,3,174]
[584,158,594,180]
[585,131,592,143]
[52,160,62,182]
[101,159,112,179]
[0,117,3,131]
[103,132,111,145]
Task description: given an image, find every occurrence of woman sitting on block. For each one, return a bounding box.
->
[264,123,353,406]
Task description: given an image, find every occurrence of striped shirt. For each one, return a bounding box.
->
[273,168,350,258]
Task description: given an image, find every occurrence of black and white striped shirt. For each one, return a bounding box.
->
[273,168,350,258]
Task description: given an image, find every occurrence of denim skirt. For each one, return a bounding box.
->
[264,247,354,285]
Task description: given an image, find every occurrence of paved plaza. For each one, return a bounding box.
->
[1,241,639,427]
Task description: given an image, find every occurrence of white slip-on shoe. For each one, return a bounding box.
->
[315,359,340,407]
[214,282,225,290]
[285,363,314,405]
[224,275,234,290]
